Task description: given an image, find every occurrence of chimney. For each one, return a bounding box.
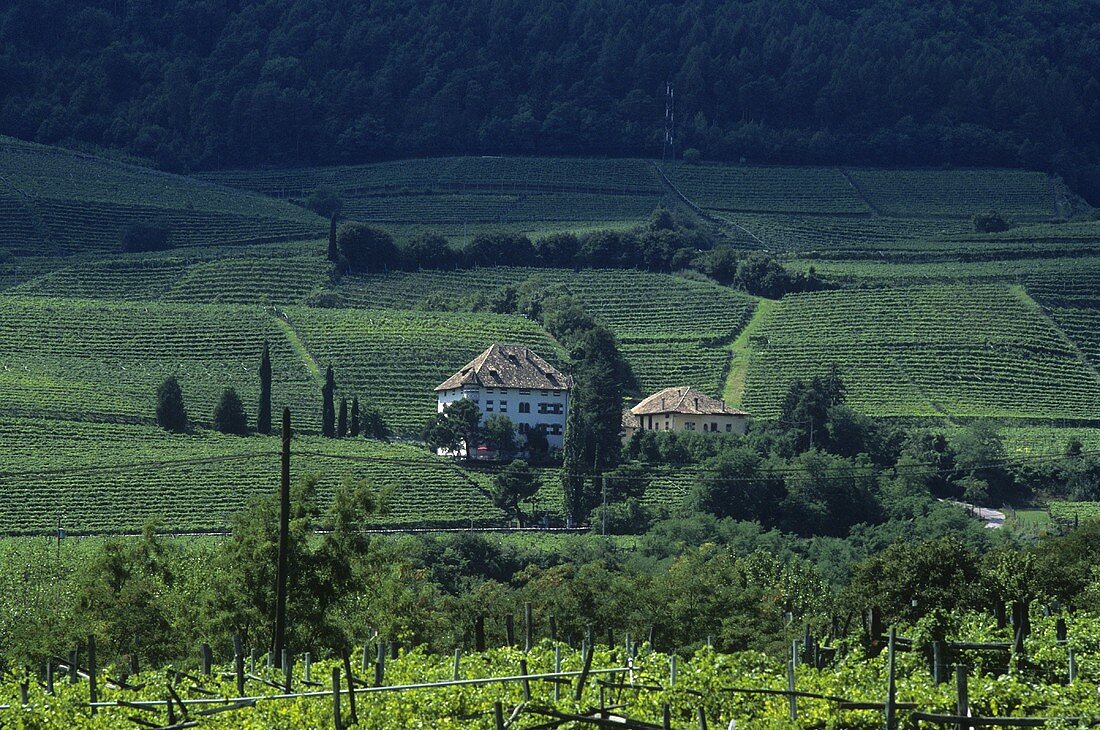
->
[694,397,699,409]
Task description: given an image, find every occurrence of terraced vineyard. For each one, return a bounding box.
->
[1025,264,1100,368]
[334,267,755,395]
[198,157,664,232]
[10,249,332,305]
[286,306,565,435]
[788,255,1100,287]
[844,168,1056,219]
[1001,426,1100,456]
[0,136,324,256]
[665,162,870,214]
[0,419,500,534]
[1049,500,1100,523]
[741,284,1100,420]
[199,156,662,197]
[717,213,971,254]
[341,193,520,223]
[161,255,332,304]
[0,296,321,429]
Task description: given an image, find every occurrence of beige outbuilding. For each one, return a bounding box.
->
[622,386,750,442]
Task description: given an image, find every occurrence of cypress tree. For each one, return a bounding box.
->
[321,366,336,437]
[213,387,249,435]
[337,398,348,438]
[561,400,587,525]
[350,397,360,437]
[327,216,338,263]
[156,376,188,433]
[257,340,272,435]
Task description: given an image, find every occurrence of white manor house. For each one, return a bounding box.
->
[435,344,572,450]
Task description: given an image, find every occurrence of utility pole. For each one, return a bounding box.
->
[272,408,291,668]
[601,475,608,536]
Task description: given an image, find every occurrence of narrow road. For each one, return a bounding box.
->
[947,500,1006,529]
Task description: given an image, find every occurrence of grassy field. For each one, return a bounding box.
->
[740,284,1100,420]
[0,136,324,257]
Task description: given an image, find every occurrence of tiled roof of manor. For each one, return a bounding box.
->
[435,344,572,391]
[630,386,750,416]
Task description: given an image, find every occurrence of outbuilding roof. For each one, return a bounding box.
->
[435,344,571,392]
[630,386,750,417]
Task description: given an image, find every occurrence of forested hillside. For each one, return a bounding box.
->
[3,0,1100,197]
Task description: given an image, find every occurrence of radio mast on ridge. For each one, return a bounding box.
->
[662,81,676,162]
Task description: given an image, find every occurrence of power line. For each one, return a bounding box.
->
[2,445,1094,486]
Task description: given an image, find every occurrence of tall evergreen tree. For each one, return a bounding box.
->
[156,376,188,433]
[321,366,336,437]
[350,397,360,437]
[327,216,338,263]
[257,340,272,435]
[561,400,587,525]
[337,398,348,438]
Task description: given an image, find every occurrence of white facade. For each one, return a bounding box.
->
[436,385,569,449]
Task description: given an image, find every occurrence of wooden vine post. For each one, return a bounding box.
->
[885,627,897,730]
[331,666,342,730]
[88,635,97,715]
[955,665,969,730]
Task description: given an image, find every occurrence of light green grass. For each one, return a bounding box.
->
[723,297,774,407]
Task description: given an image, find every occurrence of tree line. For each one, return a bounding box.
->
[154,342,389,439]
[7,486,1099,671]
[3,0,1099,200]
[321,206,824,300]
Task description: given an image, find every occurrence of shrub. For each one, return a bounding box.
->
[155,376,188,432]
[213,387,249,435]
[120,221,171,252]
[681,148,702,164]
[973,210,1010,233]
[337,223,399,273]
[305,185,343,218]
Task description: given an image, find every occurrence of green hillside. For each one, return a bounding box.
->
[665,163,871,214]
[0,296,565,436]
[665,162,1065,257]
[844,168,1056,219]
[0,419,503,534]
[0,296,320,428]
[0,136,324,257]
[284,306,564,435]
[9,249,333,304]
[332,267,757,396]
[198,157,665,232]
[741,284,1100,420]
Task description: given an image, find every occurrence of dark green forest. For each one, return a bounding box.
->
[3,0,1100,195]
